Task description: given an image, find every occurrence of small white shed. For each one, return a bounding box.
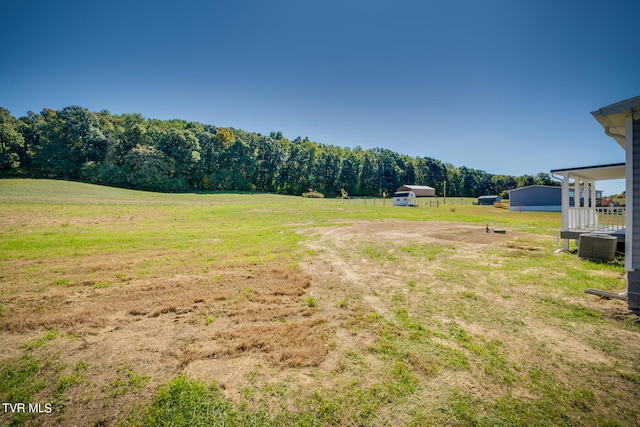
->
[393,185,435,206]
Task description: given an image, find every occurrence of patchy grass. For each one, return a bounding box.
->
[1,179,638,426]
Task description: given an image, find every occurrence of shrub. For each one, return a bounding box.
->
[302,189,324,198]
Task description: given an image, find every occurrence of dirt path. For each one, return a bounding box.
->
[298,219,630,392]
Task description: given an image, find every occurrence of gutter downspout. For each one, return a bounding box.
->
[605,126,626,141]
[585,287,628,300]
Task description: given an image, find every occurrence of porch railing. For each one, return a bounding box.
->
[567,207,626,231]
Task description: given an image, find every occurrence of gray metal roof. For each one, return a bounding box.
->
[397,185,435,191]
[509,185,560,194]
[396,185,435,197]
[591,96,640,117]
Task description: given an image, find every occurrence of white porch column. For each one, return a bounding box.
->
[626,115,633,271]
[562,172,570,250]
[586,180,591,207]
[585,180,590,207]
[590,180,597,207]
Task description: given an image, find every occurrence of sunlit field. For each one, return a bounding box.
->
[1,179,638,426]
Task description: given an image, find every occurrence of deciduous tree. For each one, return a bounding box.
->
[0,108,24,171]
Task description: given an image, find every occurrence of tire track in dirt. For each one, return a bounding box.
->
[298,220,500,321]
[299,220,621,373]
[301,224,393,320]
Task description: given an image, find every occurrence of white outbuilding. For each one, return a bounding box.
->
[393,185,436,206]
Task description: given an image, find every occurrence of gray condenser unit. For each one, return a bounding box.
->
[578,233,617,262]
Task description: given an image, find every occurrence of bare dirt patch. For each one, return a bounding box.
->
[298,219,638,408]
[299,220,524,317]
[0,255,331,425]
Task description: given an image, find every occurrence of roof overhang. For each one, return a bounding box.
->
[591,96,640,150]
[550,163,625,181]
[396,184,435,197]
[509,185,560,193]
[397,185,435,190]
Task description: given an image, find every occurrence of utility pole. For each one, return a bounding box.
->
[443,181,446,205]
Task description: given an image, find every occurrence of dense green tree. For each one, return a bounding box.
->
[516,174,535,188]
[2,104,557,195]
[336,148,360,196]
[534,172,555,186]
[16,111,43,171]
[122,144,175,191]
[31,109,74,177]
[445,164,462,197]
[155,127,201,180]
[422,157,447,194]
[31,106,106,178]
[0,108,24,171]
[57,106,107,164]
[376,148,400,193]
[279,138,320,195]
[314,146,342,196]
[116,123,149,163]
[190,125,216,188]
[358,150,379,195]
[492,174,517,196]
[255,134,286,192]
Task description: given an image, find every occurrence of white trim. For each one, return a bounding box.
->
[626,116,634,271]
[509,205,561,212]
[561,172,570,250]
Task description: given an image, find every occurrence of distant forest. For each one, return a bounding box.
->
[0,106,558,197]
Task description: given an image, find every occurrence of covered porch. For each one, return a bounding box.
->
[550,163,625,250]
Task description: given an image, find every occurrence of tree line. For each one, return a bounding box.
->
[0,106,557,197]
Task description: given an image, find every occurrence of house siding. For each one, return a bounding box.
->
[630,117,640,311]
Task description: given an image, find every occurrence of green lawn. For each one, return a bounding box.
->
[1,179,638,427]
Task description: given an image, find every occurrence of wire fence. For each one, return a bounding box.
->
[334,197,476,208]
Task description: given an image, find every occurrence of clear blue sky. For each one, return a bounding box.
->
[2,0,639,195]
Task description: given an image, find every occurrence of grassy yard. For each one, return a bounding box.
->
[0,179,638,426]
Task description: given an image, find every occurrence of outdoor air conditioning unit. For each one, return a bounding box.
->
[578,233,617,262]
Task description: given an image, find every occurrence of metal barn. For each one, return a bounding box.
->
[477,195,501,205]
[509,185,561,212]
[393,185,435,207]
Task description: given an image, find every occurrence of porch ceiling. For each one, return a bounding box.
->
[591,95,640,149]
[550,163,625,181]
